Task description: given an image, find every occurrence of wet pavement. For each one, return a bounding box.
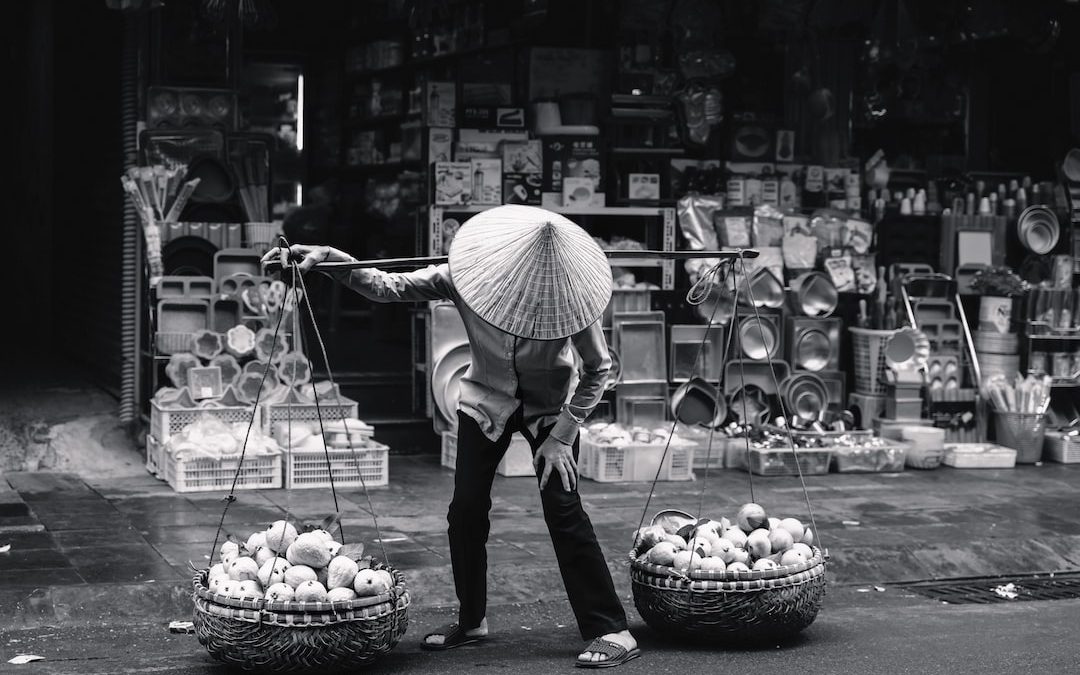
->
[2,460,1079,673]
[2,459,1079,618]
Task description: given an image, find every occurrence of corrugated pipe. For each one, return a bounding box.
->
[119,13,139,424]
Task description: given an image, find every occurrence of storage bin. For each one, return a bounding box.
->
[151,400,254,443]
[145,434,164,478]
[260,396,359,434]
[285,441,389,489]
[737,447,831,477]
[163,448,283,493]
[942,443,1017,468]
[1043,431,1080,463]
[579,437,694,482]
[440,432,536,477]
[885,397,923,419]
[831,441,907,473]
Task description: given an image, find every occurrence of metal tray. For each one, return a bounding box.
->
[157,299,210,334]
[611,311,665,353]
[213,249,263,289]
[723,359,790,396]
[617,320,667,382]
[669,324,725,382]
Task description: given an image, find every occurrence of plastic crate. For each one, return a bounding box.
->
[579,437,694,482]
[145,434,164,478]
[831,441,908,473]
[1044,432,1080,463]
[162,448,282,493]
[285,441,389,489]
[150,400,255,443]
[260,396,359,434]
[742,447,831,477]
[441,431,535,477]
[789,429,874,446]
[942,443,1017,468]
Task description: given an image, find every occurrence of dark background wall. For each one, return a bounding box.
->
[7,1,124,394]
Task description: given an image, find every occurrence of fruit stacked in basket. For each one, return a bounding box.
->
[630,503,826,642]
[193,518,409,672]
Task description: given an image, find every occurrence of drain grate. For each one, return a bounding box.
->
[897,572,1080,604]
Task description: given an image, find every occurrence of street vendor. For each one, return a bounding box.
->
[263,205,639,669]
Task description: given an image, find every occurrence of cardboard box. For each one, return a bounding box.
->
[428,127,453,164]
[502,140,542,174]
[470,158,502,205]
[454,142,500,161]
[423,82,456,127]
[462,106,526,128]
[628,173,660,200]
[562,177,595,207]
[542,135,602,199]
[434,162,472,205]
[503,173,542,205]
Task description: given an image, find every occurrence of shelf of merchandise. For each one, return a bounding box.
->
[427,204,678,290]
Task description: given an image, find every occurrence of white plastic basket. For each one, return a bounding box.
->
[260,397,359,434]
[1045,432,1080,463]
[285,441,390,489]
[151,400,255,443]
[145,434,164,478]
[579,437,694,483]
[163,449,283,493]
[441,432,536,477]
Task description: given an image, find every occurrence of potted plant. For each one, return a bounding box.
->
[970,266,1028,334]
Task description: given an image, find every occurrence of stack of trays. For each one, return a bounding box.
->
[613,311,668,425]
[974,330,1019,382]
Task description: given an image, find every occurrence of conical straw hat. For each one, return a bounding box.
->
[448,205,613,340]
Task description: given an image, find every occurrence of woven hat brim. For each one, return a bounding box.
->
[448,205,612,340]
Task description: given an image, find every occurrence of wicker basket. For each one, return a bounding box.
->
[629,547,827,642]
[193,564,410,673]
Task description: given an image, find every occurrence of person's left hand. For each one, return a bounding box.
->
[534,436,577,492]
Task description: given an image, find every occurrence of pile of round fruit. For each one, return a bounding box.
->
[633,503,817,574]
[206,520,394,603]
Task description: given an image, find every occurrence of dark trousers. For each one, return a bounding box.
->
[448,410,628,640]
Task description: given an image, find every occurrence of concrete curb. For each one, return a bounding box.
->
[0,471,30,517]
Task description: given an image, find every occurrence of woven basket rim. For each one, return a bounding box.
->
[630,546,826,582]
[194,563,408,616]
[631,559,826,593]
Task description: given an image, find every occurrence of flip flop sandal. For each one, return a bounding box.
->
[574,638,641,669]
[420,623,486,651]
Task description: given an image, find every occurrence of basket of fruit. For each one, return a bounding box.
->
[193,519,410,673]
[629,504,826,642]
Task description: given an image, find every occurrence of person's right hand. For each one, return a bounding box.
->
[260,244,348,273]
